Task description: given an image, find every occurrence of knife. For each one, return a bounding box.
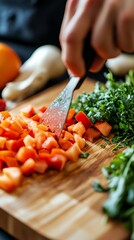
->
[41,34,95,137]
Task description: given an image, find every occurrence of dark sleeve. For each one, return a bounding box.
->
[0,0,67,61]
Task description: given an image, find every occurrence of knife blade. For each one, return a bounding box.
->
[41,34,95,137]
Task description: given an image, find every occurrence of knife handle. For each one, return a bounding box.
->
[75,32,95,89]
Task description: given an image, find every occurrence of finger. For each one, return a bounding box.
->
[89,54,105,72]
[60,0,79,34]
[61,0,104,76]
[91,0,121,59]
[117,8,134,52]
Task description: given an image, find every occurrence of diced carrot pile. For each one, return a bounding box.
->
[0,106,112,192]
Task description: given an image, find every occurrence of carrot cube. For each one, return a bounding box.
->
[16,146,37,163]
[21,158,36,176]
[21,105,35,118]
[0,136,6,149]
[84,128,101,142]
[94,121,112,137]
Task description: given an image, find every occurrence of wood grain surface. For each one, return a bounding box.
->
[0,79,130,240]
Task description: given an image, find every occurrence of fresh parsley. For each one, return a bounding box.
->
[80,152,89,158]
[71,70,134,149]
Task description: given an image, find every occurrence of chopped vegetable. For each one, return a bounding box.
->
[100,144,105,149]
[84,127,101,142]
[21,158,36,176]
[35,160,48,174]
[80,152,89,158]
[75,111,92,128]
[0,105,89,192]
[21,105,36,118]
[94,121,112,137]
[45,151,67,171]
[66,143,82,162]
[0,167,23,192]
[68,122,86,137]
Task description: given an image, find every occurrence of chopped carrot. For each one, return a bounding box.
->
[10,120,24,133]
[63,131,74,142]
[35,160,48,174]
[36,124,48,132]
[68,122,86,137]
[66,108,76,121]
[31,114,40,122]
[38,105,47,113]
[16,146,38,163]
[24,135,36,148]
[20,129,29,138]
[3,167,23,188]
[3,128,20,140]
[94,121,112,137]
[34,131,47,150]
[21,105,36,118]
[38,150,51,161]
[0,118,11,128]
[0,111,11,120]
[74,134,86,149]
[21,158,36,176]
[51,148,66,156]
[6,140,18,151]
[0,167,22,192]
[58,138,73,150]
[0,173,16,192]
[0,136,6,149]
[75,111,93,128]
[66,143,81,162]
[0,150,15,161]
[17,138,25,149]
[46,151,67,171]
[42,136,59,151]
[4,156,19,168]
[15,115,28,129]
[84,128,101,142]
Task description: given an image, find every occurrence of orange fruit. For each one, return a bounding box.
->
[0,43,21,90]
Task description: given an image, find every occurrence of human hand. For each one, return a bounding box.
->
[60,0,134,77]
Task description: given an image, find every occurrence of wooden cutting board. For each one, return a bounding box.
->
[0,79,130,240]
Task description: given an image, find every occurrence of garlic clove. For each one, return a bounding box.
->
[106,53,134,76]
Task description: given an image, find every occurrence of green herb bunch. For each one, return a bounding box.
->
[71,70,134,148]
[93,145,134,240]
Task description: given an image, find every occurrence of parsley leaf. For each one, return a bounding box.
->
[93,145,134,239]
